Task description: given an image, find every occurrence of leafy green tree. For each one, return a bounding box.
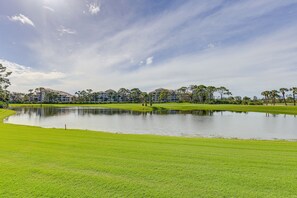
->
[86,89,93,103]
[279,88,289,106]
[206,86,217,102]
[118,88,130,102]
[45,92,59,103]
[177,86,190,102]
[0,64,12,105]
[159,89,170,102]
[234,96,242,101]
[217,86,232,100]
[188,85,198,101]
[105,89,117,102]
[23,94,30,103]
[192,85,207,103]
[242,96,251,105]
[148,93,153,106]
[140,92,148,106]
[75,90,88,102]
[130,88,142,103]
[9,92,25,103]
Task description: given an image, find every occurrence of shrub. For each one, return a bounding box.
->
[0,101,9,108]
[248,101,264,105]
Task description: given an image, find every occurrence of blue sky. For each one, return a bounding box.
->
[0,0,297,96]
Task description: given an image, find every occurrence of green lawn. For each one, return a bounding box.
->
[10,103,297,115]
[1,109,297,197]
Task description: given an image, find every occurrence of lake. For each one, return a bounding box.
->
[4,107,297,140]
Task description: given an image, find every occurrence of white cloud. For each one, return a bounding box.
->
[57,26,76,36]
[146,57,154,65]
[24,0,297,95]
[43,6,55,12]
[87,3,100,15]
[8,14,35,27]
[0,59,65,92]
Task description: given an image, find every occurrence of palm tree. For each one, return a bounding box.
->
[261,91,270,106]
[290,87,297,106]
[279,88,289,106]
[269,90,279,106]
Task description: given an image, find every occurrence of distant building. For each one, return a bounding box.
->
[35,88,74,103]
[96,91,108,102]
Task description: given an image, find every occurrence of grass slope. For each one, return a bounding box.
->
[1,109,297,197]
[11,103,297,115]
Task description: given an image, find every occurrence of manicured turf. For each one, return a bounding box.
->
[1,109,297,197]
[10,103,297,115]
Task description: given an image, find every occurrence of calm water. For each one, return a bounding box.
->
[4,107,297,140]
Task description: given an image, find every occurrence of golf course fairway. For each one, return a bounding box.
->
[1,108,297,197]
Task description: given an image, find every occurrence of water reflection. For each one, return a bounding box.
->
[5,107,297,140]
[12,107,227,117]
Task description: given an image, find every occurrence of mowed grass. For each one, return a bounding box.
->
[1,109,297,197]
[11,103,297,115]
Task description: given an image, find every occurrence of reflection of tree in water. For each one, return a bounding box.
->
[265,113,287,118]
[13,107,74,118]
[13,107,251,117]
[153,110,224,116]
[14,107,144,117]
[75,109,226,116]
[76,108,141,116]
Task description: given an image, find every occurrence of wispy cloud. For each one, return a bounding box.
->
[3,0,297,95]
[87,3,100,15]
[43,6,55,12]
[57,26,76,36]
[146,57,154,65]
[8,14,35,27]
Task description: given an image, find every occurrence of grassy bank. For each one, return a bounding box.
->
[1,109,297,197]
[11,103,297,115]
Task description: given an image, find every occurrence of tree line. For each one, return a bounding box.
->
[71,86,267,105]
[1,63,297,107]
[73,86,234,105]
[261,88,297,106]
